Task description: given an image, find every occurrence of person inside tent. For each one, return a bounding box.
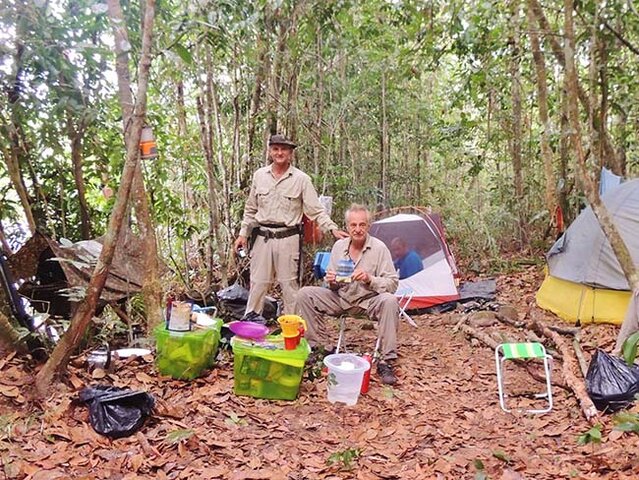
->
[295,204,400,385]
[390,237,423,280]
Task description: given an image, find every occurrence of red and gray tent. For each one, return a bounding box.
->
[370,211,460,309]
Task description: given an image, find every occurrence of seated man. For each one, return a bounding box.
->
[296,204,400,384]
[390,237,423,280]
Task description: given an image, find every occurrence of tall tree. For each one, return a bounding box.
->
[563,0,638,291]
[35,0,157,394]
[526,0,558,230]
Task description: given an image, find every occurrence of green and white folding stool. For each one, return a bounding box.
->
[495,342,553,414]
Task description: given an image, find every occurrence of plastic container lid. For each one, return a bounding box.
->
[229,321,269,340]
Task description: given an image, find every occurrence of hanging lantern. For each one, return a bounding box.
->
[139,124,158,159]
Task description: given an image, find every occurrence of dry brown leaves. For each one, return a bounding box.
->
[1,266,638,479]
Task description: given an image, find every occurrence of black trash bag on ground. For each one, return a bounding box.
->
[216,283,279,321]
[585,349,639,412]
[79,385,154,438]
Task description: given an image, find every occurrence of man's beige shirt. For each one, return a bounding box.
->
[328,235,399,308]
[239,164,338,237]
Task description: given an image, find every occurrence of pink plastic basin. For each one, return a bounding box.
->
[229,321,269,340]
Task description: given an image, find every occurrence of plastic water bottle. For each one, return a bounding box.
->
[336,258,355,283]
[360,354,372,394]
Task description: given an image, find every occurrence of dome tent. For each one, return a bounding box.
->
[536,178,639,324]
[369,209,459,309]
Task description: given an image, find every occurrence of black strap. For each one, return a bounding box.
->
[256,226,300,240]
[258,222,287,228]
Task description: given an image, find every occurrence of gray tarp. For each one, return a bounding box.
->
[8,231,143,303]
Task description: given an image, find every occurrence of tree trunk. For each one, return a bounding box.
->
[313,25,323,177]
[34,0,156,395]
[195,92,220,288]
[2,140,35,235]
[529,0,619,170]
[107,0,162,328]
[1,0,36,235]
[67,118,92,239]
[0,221,12,253]
[509,0,526,246]
[175,79,187,137]
[209,58,229,288]
[559,88,572,224]
[563,0,638,290]
[231,42,241,196]
[379,70,389,210]
[0,311,27,354]
[267,13,286,136]
[526,0,558,228]
[130,165,162,328]
[244,32,269,187]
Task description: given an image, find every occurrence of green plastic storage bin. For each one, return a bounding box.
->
[231,336,310,400]
[154,319,222,379]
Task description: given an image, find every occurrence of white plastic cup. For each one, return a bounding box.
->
[323,353,371,406]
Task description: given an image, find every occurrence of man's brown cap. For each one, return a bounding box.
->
[268,134,297,148]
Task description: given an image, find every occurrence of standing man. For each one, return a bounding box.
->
[296,204,400,385]
[234,134,347,316]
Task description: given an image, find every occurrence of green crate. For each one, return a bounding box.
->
[154,321,221,380]
[231,336,310,400]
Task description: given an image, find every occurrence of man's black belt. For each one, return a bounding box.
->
[256,225,300,240]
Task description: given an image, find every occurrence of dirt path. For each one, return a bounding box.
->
[1,268,638,479]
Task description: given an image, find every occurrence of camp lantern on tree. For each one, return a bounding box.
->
[1,0,639,478]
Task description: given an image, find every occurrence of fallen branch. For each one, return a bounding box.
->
[452,313,470,333]
[548,324,581,336]
[459,322,499,349]
[530,307,599,423]
[495,312,525,329]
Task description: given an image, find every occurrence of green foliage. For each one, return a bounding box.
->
[612,412,639,434]
[0,415,17,442]
[224,412,248,427]
[326,447,361,470]
[577,424,602,446]
[473,458,489,480]
[622,331,639,367]
[165,428,194,444]
[492,449,511,463]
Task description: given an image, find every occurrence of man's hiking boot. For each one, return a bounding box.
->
[377,361,397,385]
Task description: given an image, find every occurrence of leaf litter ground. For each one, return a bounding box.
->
[1,266,638,479]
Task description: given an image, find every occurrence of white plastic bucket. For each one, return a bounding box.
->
[323,354,370,406]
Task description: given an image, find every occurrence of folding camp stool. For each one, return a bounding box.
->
[396,286,417,327]
[495,342,553,414]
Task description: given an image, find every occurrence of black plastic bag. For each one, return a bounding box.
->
[585,349,639,412]
[79,385,154,438]
[217,283,249,303]
[216,283,279,321]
